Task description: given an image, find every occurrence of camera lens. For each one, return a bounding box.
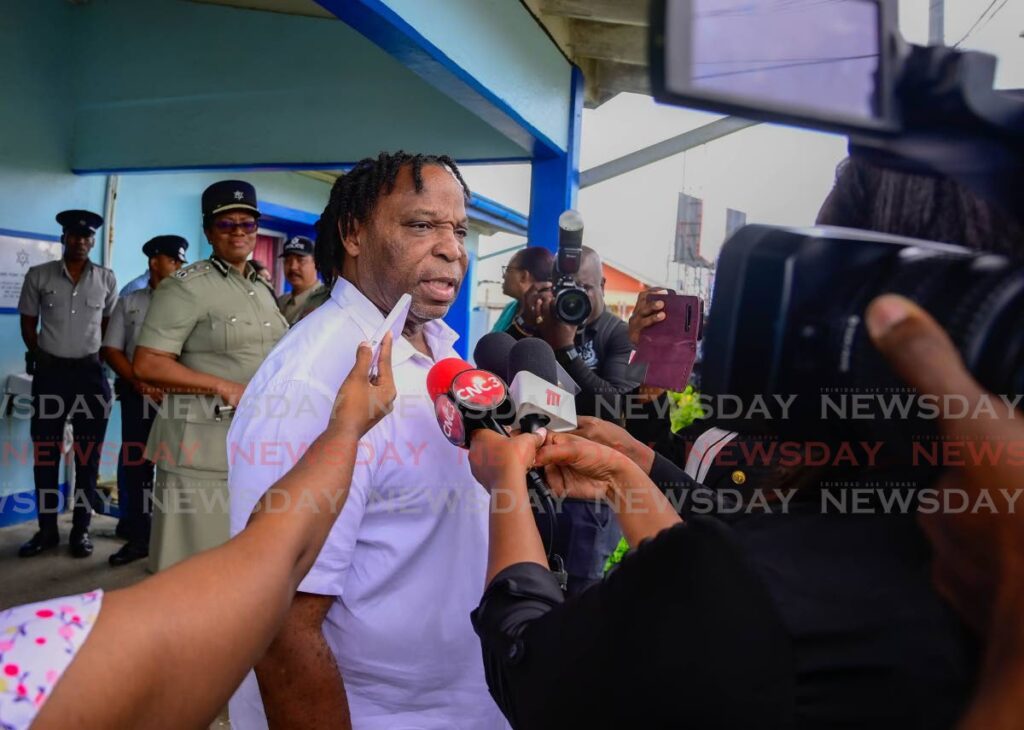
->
[554,288,591,327]
[845,252,1024,434]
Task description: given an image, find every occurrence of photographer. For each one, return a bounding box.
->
[514,247,637,419]
[512,245,638,594]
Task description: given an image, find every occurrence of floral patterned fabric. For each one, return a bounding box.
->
[0,591,103,730]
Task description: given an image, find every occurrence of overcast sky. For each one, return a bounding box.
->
[463,0,1024,290]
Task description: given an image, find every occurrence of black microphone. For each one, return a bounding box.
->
[473,331,517,383]
[507,338,577,433]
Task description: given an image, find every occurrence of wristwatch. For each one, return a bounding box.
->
[556,345,581,363]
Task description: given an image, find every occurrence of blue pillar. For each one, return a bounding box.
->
[528,65,584,252]
[444,248,476,359]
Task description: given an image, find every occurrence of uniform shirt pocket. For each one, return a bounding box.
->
[85,296,106,339]
[40,289,66,326]
[208,312,255,352]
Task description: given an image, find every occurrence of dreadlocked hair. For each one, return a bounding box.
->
[314,151,471,286]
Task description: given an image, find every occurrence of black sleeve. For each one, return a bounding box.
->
[470,517,795,730]
[649,451,695,491]
[558,316,638,418]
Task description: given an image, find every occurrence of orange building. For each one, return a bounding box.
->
[602,259,665,320]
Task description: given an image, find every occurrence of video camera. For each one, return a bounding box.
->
[551,209,592,327]
[650,0,1024,446]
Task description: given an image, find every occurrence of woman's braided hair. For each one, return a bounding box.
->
[314,151,470,286]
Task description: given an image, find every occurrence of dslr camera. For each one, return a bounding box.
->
[651,0,1024,447]
[551,209,591,327]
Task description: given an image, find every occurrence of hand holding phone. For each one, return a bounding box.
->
[631,290,704,391]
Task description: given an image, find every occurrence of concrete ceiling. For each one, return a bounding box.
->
[191,0,644,108]
[188,0,334,19]
[524,0,651,107]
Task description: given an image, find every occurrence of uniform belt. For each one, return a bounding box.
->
[38,351,100,370]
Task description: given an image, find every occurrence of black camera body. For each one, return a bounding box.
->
[647,0,1024,457]
[552,210,592,327]
[702,225,1024,445]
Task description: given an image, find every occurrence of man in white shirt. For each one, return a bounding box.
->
[227,152,507,729]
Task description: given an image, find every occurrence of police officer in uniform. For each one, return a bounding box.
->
[275,235,324,325]
[18,210,118,558]
[133,181,287,572]
[100,235,187,566]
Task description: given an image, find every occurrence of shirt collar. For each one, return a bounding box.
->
[60,257,93,280]
[210,255,259,282]
[329,278,459,365]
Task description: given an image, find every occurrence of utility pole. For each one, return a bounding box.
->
[929,0,945,45]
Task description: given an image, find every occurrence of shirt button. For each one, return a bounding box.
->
[248,290,255,296]
[71,309,76,314]
[229,316,237,323]
[263,322,271,327]
[72,291,77,297]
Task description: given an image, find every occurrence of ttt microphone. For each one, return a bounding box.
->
[427,358,511,448]
[507,338,577,433]
[473,331,517,383]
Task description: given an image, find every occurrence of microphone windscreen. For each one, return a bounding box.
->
[508,338,558,386]
[426,358,472,402]
[473,331,517,383]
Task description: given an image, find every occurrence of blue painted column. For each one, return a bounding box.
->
[528,65,584,252]
[443,248,476,359]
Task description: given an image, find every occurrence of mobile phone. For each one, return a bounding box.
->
[631,291,704,391]
[370,293,411,376]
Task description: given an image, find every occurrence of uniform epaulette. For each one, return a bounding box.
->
[172,261,214,281]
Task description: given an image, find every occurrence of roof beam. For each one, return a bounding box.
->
[580,117,759,188]
[539,0,649,27]
[568,19,647,65]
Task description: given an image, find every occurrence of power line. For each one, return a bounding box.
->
[978,0,1012,34]
[952,0,1000,48]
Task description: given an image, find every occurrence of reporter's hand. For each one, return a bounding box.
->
[571,416,656,474]
[627,288,668,346]
[468,428,547,494]
[534,431,639,502]
[867,294,1024,630]
[328,333,397,439]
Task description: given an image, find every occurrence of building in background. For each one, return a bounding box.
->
[0,0,580,528]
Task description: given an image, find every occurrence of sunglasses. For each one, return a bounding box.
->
[501,265,521,276]
[213,219,258,234]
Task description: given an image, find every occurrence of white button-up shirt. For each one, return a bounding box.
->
[227,279,506,730]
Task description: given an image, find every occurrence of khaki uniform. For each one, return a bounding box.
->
[136,256,287,571]
[296,283,333,322]
[276,281,325,325]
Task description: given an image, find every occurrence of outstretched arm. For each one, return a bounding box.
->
[33,337,396,730]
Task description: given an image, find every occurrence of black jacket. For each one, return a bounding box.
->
[472,454,978,730]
